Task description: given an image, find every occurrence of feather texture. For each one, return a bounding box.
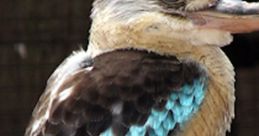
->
[25,49,207,136]
[101,78,207,136]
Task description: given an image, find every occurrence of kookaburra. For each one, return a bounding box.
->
[25,0,259,136]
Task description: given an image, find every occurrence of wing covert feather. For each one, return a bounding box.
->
[25,49,207,136]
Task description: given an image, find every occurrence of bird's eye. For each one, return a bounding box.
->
[161,0,179,4]
[161,0,185,8]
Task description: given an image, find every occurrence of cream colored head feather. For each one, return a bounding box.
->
[88,0,259,57]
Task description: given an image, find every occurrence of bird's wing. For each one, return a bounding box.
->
[25,49,208,136]
[25,49,92,136]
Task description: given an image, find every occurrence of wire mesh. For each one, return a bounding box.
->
[0,0,92,135]
[0,0,258,136]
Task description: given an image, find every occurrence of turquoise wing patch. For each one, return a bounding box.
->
[101,78,207,136]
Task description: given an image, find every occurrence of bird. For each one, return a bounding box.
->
[25,0,259,136]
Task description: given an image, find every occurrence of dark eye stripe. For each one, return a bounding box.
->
[159,0,186,10]
[162,0,178,4]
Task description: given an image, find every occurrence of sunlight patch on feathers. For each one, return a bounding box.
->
[111,102,123,115]
[58,86,74,102]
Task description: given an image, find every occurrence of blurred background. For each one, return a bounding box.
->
[0,0,258,136]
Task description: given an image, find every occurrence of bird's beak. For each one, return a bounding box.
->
[188,0,259,33]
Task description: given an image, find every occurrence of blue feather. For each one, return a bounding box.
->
[162,112,176,130]
[169,93,178,101]
[155,125,167,136]
[172,103,184,123]
[101,128,113,136]
[146,115,161,129]
[179,94,194,106]
[181,84,194,95]
[127,126,145,136]
[165,99,175,110]
[100,78,207,136]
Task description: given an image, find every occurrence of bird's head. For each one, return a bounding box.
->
[88,0,259,56]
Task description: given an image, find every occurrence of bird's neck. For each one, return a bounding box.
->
[88,24,195,57]
[88,19,235,89]
[88,28,234,83]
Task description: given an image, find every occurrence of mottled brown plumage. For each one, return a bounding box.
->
[26,49,206,136]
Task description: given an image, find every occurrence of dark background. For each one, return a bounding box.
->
[0,0,258,136]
